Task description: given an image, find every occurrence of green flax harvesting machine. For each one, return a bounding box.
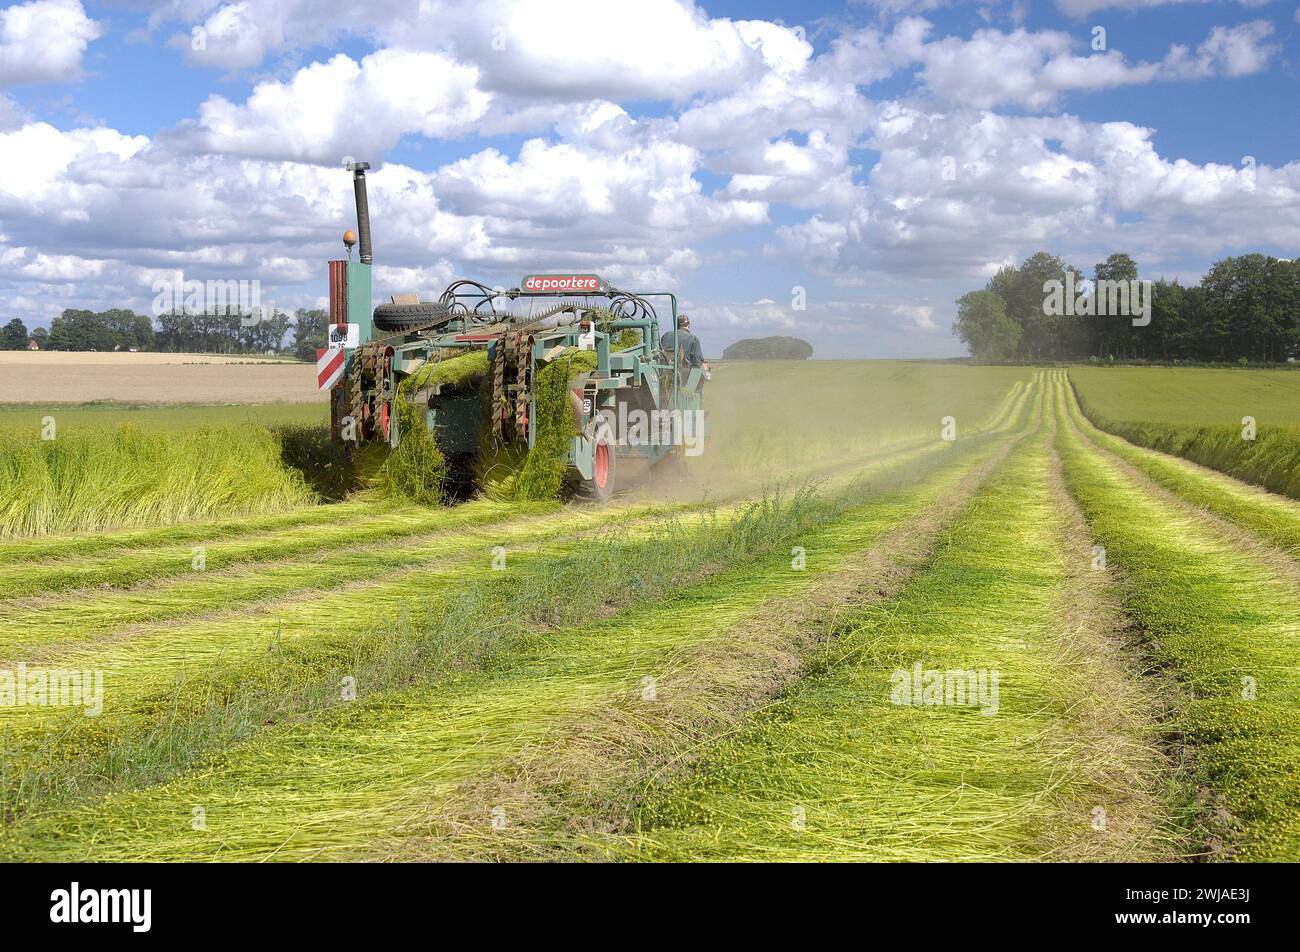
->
[321,163,706,501]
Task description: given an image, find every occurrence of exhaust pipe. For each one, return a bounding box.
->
[348,161,373,264]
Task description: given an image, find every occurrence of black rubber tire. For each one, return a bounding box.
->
[372,301,452,333]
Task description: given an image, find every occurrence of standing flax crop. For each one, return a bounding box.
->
[0,423,317,537]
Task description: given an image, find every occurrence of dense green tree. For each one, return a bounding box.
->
[986,252,1084,359]
[292,309,328,361]
[1091,253,1139,358]
[954,290,1021,359]
[721,336,813,360]
[1,317,29,349]
[42,306,300,355]
[960,249,1300,364]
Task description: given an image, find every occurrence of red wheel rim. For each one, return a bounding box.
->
[594,441,610,489]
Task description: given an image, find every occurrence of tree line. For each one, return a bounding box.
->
[0,308,332,361]
[955,252,1300,363]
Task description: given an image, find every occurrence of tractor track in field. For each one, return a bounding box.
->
[379,407,1033,860]
[1038,409,1176,860]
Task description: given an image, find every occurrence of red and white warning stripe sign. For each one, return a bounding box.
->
[316,347,346,390]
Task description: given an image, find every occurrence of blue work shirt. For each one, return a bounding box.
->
[660,329,703,368]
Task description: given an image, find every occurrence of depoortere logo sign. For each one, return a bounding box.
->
[49,883,152,933]
[520,274,605,293]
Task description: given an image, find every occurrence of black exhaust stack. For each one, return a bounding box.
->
[348,161,373,264]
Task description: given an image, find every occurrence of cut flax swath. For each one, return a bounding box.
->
[1056,375,1300,860]
[391,408,1028,861]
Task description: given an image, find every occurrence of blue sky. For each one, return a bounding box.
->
[2,0,1298,356]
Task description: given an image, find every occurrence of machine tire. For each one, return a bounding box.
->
[372,301,452,333]
[576,414,616,503]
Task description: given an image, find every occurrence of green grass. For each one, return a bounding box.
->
[1055,374,1300,860]
[0,497,401,564]
[0,407,1021,858]
[1070,366,1300,500]
[9,364,1300,863]
[597,402,1170,862]
[0,504,655,654]
[1068,366,1300,428]
[0,501,777,826]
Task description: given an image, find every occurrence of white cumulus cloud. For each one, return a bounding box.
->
[0,0,102,88]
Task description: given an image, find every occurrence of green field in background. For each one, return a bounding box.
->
[1070,366,1300,427]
